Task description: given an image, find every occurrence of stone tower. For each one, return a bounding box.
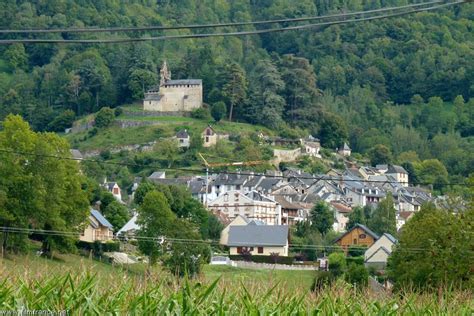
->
[143,61,203,114]
[160,61,171,86]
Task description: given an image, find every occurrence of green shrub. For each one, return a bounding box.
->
[77,241,120,255]
[95,107,115,128]
[344,263,369,287]
[191,107,211,120]
[328,252,346,277]
[114,107,123,117]
[211,102,227,122]
[346,256,365,266]
[229,255,294,265]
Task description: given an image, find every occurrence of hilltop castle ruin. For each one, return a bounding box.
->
[143,61,203,113]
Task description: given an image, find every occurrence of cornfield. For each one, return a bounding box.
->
[0,271,472,315]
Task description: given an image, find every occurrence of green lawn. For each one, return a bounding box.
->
[202,265,316,292]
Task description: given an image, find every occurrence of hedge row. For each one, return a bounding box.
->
[77,241,120,254]
[229,255,294,265]
[346,256,364,265]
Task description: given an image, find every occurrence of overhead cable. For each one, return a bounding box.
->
[0,1,466,45]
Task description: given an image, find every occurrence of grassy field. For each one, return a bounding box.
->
[0,252,472,314]
[66,109,272,151]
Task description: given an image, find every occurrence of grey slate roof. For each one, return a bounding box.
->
[91,209,113,229]
[144,93,162,101]
[245,191,275,203]
[213,173,249,186]
[176,130,189,138]
[189,179,206,194]
[383,233,397,244]
[243,175,264,188]
[334,224,379,242]
[387,165,408,174]
[257,178,281,191]
[227,225,289,247]
[104,182,118,191]
[165,79,202,85]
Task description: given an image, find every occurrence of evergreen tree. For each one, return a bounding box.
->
[367,194,397,236]
[310,201,334,236]
[221,62,247,122]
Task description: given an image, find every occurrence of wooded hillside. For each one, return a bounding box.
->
[0,1,473,184]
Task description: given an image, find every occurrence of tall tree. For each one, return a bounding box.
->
[310,201,334,236]
[367,194,397,236]
[279,55,318,123]
[136,190,176,264]
[0,115,89,254]
[388,203,473,290]
[245,59,286,129]
[221,62,247,122]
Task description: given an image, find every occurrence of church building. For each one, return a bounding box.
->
[143,61,203,113]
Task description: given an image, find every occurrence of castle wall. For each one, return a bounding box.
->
[143,84,202,112]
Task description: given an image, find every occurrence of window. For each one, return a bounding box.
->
[258,247,263,254]
[359,234,366,239]
[353,238,357,244]
[237,247,242,254]
[205,136,209,142]
[179,139,184,143]
[250,247,254,251]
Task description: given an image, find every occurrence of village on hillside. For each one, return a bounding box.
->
[71,62,440,277]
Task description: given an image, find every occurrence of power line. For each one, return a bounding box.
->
[0,1,466,45]
[0,1,445,34]
[0,148,471,187]
[3,226,472,255]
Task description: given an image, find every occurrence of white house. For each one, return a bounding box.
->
[175,130,190,148]
[364,233,397,270]
[301,136,321,158]
[207,190,281,225]
[117,213,139,238]
[103,182,122,202]
[386,165,409,187]
[396,211,414,231]
[330,202,352,232]
[338,142,351,157]
[227,225,289,257]
[80,209,114,243]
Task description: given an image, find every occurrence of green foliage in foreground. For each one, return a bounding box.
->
[0,272,472,314]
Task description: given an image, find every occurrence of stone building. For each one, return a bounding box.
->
[143,61,203,113]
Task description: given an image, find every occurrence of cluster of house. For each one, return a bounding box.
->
[79,161,421,271]
[216,215,396,270]
[141,164,431,231]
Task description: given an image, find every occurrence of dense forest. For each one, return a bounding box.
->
[0,0,473,183]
